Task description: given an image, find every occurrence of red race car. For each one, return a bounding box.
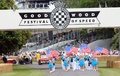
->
[7,59,17,64]
[38,55,49,65]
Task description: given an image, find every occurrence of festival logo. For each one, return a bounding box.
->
[19,1,100,30]
[50,2,70,30]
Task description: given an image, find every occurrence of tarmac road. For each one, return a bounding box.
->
[27,62,99,76]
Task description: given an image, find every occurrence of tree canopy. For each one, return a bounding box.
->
[0,0,32,54]
[0,0,14,9]
[0,30,31,54]
[110,29,119,50]
[63,0,120,8]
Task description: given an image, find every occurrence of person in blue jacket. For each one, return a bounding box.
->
[63,55,69,71]
[91,56,98,71]
[48,58,54,73]
[79,55,85,71]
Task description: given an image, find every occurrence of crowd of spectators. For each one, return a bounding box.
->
[20,29,114,52]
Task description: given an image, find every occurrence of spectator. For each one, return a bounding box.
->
[2,54,8,63]
[35,52,41,61]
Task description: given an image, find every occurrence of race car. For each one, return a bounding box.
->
[18,56,32,65]
[7,59,17,64]
[38,55,49,65]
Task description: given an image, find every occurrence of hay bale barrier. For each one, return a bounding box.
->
[96,55,120,68]
[0,63,13,72]
[96,55,119,61]
[8,56,18,61]
[112,61,120,68]
[106,60,114,68]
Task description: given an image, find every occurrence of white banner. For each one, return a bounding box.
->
[0,8,120,30]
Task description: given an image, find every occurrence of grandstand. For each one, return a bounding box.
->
[15,0,57,9]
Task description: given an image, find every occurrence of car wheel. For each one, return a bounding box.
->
[19,60,24,65]
[12,60,16,64]
[38,61,42,65]
[31,60,32,64]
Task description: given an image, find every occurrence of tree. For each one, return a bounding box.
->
[0,30,31,54]
[0,0,32,54]
[0,0,14,9]
[110,29,119,50]
[63,0,120,8]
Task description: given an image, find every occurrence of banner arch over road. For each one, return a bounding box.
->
[0,8,120,30]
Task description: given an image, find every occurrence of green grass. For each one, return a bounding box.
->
[98,61,120,76]
[0,65,45,76]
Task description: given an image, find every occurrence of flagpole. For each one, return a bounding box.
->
[99,2,101,8]
[105,1,107,8]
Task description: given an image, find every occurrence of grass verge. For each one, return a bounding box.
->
[0,64,45,76]
[98,61,120,76]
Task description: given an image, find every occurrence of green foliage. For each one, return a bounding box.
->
[98,61,120,76]
[63,0,81,8]
[79,29,87,38]
[0,30,31,54]
[110,29,119,50]
[94,28,114,39]
[63,0,120,8]
[0,0,31,54]
[0,65,45,76]
[79,0,98,8]
[0,0,14,9]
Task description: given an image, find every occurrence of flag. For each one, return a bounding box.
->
[95,46,108,55]
[91,51,95,55]
[48,54,53,58]
[65,45,72,52]
[66,46,78,55]
[70,46,78,54]
[79,43,91,53]
[82,46,91,53]
[95,46,102,55]
[79,43,88,50]
[91,51,96,57]
[46,49,50,54]
[50,50,59,58]
[101,48,108,55]
[95,46,103,51]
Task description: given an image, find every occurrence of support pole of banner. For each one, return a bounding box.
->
[57,29,59,50]
[35,30,37,52]
[61,29,64,51]
[119,28,120,58]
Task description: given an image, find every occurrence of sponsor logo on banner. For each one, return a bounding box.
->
[19,1,100,30]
